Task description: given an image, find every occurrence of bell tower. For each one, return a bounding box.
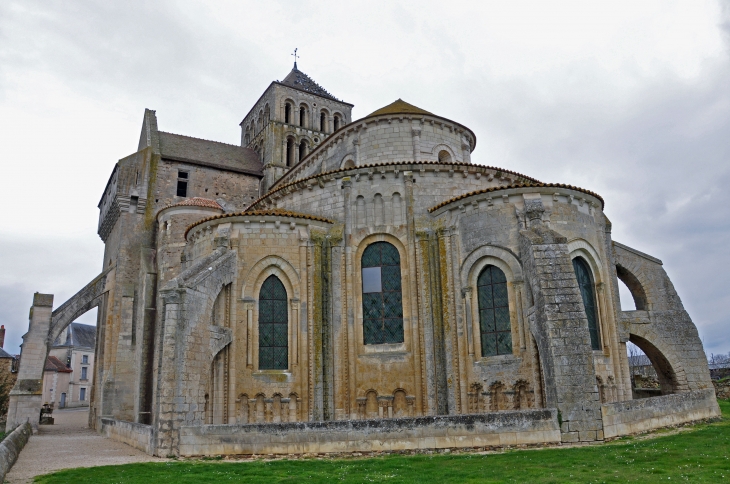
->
[240,56,354,193]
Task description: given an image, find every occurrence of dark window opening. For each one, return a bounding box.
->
[259,275,288,370]
[362,242,404,345]
[333,115,340,131]
[299,106,306,127]
[285,103,291,124]
[286,138,294,167]
[573,257,601,350]
[477,265,512,356]
[299,140,307,161]
[320,112,326,132]
[177,170,188,197]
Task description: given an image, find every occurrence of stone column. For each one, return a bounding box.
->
[461,139,471,164]
[6,293,54,431]
[519,200,604,443]
[412,128,421,162]
[244,298,254,368]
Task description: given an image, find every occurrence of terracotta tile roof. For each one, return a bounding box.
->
[165,197,223,210]
[45,355,72,373]
[250,161,542,211]
[367,99,432,117]
[428,182,605,212]
[185,209,334,238]
[158,132,263,175]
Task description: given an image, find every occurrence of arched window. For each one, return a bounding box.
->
[299,140,308,161]
[286,137,294,167]
[320,111,327,132]
[259,275,288,370]
[572,257,601,350]
[264,105,270,124]
[299,106,306,127]
[477,265,512,356]
[333,114,340,131]
[285,103,291,124]
[361,242,404,345]
[438,150,452,163]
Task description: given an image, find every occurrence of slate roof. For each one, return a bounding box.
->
[52,322,97,349]
[367,99,433,117]
[0,347,14,359]
[280,67,341,101]
[158,132,263,175]
[45,355,72,373]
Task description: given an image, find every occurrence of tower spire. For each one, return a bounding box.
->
[291,48,299,69]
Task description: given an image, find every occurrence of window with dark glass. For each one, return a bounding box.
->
[477,265,512,356]
[258,275,288,370]
[81,367,87,380]
[80,388,86,401]
[573,257,601,350]
[82,355,88,364]
[361,242,404,345]
[176,170,188,197]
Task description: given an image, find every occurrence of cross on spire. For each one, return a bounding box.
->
[291,48,299,69]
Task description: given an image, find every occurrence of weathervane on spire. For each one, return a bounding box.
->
[291,48,299,69]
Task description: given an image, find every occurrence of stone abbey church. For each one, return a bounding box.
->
[7,64,719,456]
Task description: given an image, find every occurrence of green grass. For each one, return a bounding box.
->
[36,400,730,483]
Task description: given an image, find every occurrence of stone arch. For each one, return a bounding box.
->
[489,381,506,411]
[513,380,532,409]
[616,264,649,310]
[567,238,604,285]
[242,255,300,301]
[333,112,343,131]
[365,390,378,417]
[299,103,309,128]
[461,245,523,288]
[238,393,250,423]
[264,104,270,125]
[319,108,329,132]
[298,138,310,162]
[392,388,408,417]
[432,144,456,163]
[629,332,687,395]
[339,153,357,169]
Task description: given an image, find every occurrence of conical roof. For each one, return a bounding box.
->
[280,67,340,101]
[367,99,432,117]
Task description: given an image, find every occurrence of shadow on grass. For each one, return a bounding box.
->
[35,400,730,483]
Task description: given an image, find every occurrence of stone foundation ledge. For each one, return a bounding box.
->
[100,418,155,454]
[179,409,560,456]
[601,389,721,439]
[0,420,32,482]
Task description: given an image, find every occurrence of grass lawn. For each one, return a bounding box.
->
[36,400,730,483]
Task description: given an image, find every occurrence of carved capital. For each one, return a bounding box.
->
[524,199,545,228]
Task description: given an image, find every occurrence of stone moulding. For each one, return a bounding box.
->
[178,409,560,456]
[0,420,32,482]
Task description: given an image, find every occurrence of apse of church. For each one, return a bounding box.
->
[7,62,718,457]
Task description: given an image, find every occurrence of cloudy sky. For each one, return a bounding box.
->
[0,1,728,357]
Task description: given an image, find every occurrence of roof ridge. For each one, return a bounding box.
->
[158,131,248,150]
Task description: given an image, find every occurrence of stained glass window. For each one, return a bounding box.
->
[362,242,404,345]
[259,275,288,370]
[572,257,601,350]
[477,265,512,356]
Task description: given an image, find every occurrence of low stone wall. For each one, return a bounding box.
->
[712,379,730,400]
[100,418,155,454]
[179,409,560,456]
[0,420,33,482]
[602,389,720,439]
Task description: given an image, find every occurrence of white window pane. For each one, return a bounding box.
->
[362,267,382,293]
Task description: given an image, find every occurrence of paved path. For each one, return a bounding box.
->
[6,408,164,483]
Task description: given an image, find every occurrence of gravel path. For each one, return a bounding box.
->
[6,408,164,483]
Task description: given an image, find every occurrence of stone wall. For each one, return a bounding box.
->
[100,418,155,455]
[601,389,720,439]
[0,420,32,482]
[178,409,559,456]
[713,379,730,400]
